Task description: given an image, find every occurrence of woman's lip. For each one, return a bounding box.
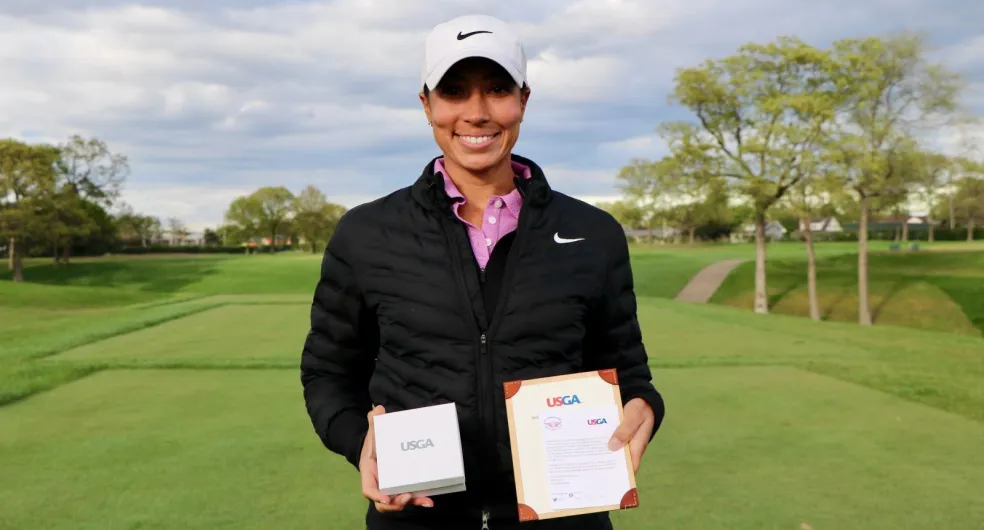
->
[455,132,499,149]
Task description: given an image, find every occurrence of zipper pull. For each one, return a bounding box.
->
[481,509,490,529]
[480,333,487,354]
[480,267,486,283]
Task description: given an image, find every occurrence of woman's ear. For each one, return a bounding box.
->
[520,86,531,115]
[419,90,433,126]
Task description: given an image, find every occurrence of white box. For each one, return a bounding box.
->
[373,402,466,497]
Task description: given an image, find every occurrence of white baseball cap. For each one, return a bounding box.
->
[421,14,528,91]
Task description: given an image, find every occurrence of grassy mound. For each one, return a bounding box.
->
[712,248,984,336]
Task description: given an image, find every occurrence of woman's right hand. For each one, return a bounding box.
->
[360,405,435,512]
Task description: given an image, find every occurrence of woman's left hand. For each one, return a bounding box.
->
[607,397,656,473]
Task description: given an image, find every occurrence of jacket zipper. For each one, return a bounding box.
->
[438,216,495,505]
[438,179,536,528]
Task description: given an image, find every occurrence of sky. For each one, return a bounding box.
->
[2,0,983,232]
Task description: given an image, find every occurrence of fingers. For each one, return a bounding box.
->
[410,495,434,508]
[367,405,386,425]
[375,493,413,512]
[376,493,435,512]
[608,405,644,451]
[361,463,390,506]
[628,438,647,473]
[365,406,385,459]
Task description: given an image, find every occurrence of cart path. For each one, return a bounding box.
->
[674,259,745,303]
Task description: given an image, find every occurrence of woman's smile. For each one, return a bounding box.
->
[456,132,500,149]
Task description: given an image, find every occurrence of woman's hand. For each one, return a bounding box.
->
[360,405,434,512]
[607,398,656,473]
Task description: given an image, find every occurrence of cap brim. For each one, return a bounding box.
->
[424,49,526,90]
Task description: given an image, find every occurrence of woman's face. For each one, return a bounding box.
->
[421,58,530,175]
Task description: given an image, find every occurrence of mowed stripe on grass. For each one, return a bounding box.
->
[48,304,312,365]
[1,367,982,530]
[38,297,984,424]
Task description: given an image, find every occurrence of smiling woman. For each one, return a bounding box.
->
[299,13,665,530]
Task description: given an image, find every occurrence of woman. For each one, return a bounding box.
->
[300,14,665,530]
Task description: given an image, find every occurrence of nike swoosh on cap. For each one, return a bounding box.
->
[457,30,492,40]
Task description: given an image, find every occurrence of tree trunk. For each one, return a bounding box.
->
[11,238,24,282]
[53,241,59,265]
[754,211,768,314]
[8,237,14,271]
[949,194,955,229]
[61,241,72,264]
[968,219,976,242]
[901,220,909,242]
[270,231,277,253]
[858,195,872,326]
[688,226,696,244]
[928,217,935,242]
[803,217,820,322]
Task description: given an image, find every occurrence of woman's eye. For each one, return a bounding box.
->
[439,86,463,96]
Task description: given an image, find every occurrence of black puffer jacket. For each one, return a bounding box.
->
[300,154,664,527]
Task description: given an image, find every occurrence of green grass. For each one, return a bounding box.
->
[2,249,984,529]
[712,246,984,336]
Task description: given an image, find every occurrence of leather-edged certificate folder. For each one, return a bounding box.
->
[504,369,639,522]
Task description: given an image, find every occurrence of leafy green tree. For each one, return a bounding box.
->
[825,32,963,325]
[54,135,129,263]
[224,186,295,253]
[596,200,646,230]
[615,158,678,245]
[907,149,952,242]
[293,185,346,254]
[953,167,984,240]
[0,139,60,281]
[664,36,841,313]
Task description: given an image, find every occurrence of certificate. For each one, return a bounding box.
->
[504,369,639,522]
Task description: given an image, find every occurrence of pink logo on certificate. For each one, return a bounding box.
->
[543,416,563,430]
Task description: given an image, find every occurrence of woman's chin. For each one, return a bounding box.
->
[447,150,508,173]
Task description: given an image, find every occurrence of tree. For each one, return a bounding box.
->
[224,186,295,252]
[826,32,963,325]
[55,135,129,262]
[113,203,161,248]
[0,139,60,281]
[167,217,189,244]
[596,200,646,230]
[293,185,346,254]
[203,228,221,246]
[615,158,678,246]
[782,149,842,322]
[953,168,984,240]
[664,36,841,313]
[906,149,952,242]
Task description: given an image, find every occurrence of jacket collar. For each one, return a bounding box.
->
[410,153,552,215]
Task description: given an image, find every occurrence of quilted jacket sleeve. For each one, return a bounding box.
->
[584,220,665,439]
[300,213,378,470]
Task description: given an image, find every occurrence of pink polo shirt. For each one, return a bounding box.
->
[435,157,532,270]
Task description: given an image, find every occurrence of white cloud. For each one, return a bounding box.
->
[527,52,629,102]
[597,134,667,160]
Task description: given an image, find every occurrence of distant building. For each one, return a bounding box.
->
[731,221,787,242]
[797,217,843,233]
[243,235,293,248]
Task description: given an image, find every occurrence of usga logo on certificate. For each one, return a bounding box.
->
[373,402,467,498]
[504,369,639,522]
